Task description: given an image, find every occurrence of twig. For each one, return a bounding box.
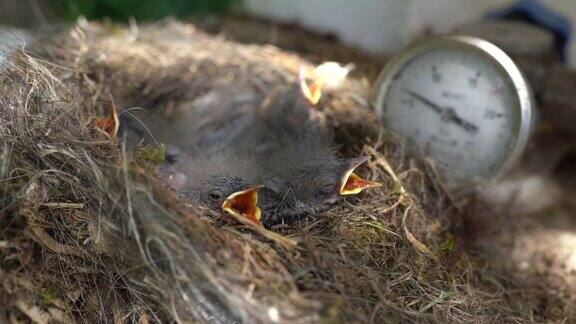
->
[20,182,84,256]
[41,202,85,209]
[0,241,14,249]
[401,206,438,262]
[364,145,407,216]
[16,299,50,324]
[28,225,84,257]
[364,146,403,190]
[229,213,298,249]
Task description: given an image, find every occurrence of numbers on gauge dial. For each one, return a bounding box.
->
[383,49,515,185]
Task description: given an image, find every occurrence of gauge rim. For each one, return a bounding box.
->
[373,35,534,190]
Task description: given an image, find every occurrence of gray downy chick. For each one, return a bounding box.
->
[229,86,381,226]
[256,131,377,226]
[119,89,267,223]
[158,147,263,224]
[119,86,256,154]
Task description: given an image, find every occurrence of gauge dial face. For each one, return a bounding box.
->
[378,40,527,189]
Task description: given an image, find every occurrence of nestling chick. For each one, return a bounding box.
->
[158,148,263,224]
[256,132,379,226]
[119,92,266,223]
[230,86,381,226]
[119,87,256,155]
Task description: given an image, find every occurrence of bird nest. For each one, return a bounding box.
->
[0,20,529,323]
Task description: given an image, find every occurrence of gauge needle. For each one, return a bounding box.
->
[404,89,479,135]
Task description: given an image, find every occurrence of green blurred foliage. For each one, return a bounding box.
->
[54,0,239,21]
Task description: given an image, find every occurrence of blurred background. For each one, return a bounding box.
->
[1,0,574,64]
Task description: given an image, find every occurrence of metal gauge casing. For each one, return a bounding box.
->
[374,35,535,190]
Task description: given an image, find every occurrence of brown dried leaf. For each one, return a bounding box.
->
[94,97,119,138]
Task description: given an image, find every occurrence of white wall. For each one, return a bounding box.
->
[244,0,576,65]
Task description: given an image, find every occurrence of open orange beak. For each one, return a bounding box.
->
[339,157,382,196]
[221,186,262,225]
[299,67,325,106]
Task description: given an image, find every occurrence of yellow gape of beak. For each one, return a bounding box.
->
[221,186,262,225]
[339,165,382,196]
[299,67,325,106]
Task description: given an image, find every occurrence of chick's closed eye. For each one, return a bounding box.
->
[208,188,224,201]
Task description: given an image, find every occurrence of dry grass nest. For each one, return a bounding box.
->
[0,19,536,323]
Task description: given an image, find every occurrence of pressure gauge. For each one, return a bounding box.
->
[374,35,535,191]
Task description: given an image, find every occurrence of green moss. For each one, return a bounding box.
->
[439,233,456,253]
[41,286,57,305]
[135,144,166,169]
